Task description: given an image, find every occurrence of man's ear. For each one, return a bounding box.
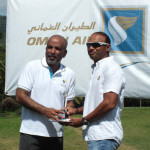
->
[106,44,111,52]
[63,50,67,58]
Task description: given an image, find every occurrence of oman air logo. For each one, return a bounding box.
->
[102,7,147,55]
[108,16,138,45]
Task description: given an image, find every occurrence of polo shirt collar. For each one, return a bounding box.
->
[91,57,112,69]
[41,57,66,73]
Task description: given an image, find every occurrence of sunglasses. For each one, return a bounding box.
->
[86,42,109,49]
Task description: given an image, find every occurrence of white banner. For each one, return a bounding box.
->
[5,0,150,98]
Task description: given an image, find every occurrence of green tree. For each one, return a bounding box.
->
[0,32,3,39]
[0,40,6,101]
[0,15,6,102]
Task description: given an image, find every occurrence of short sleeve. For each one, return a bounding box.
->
[17,62,35,92]
[103,66,124,94]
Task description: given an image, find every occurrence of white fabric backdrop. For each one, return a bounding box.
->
[5,0,150,98]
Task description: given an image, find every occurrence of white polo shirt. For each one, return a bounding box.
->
[17,57,75,137]
[83,57,125,144]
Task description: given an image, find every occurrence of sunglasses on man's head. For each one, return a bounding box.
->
[86,42,109,49]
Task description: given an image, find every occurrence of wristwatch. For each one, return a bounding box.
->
[82,117,89,125]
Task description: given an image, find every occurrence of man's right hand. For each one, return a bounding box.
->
[44,108,65,121]
[66,106,83,116]
[66,107,77,116]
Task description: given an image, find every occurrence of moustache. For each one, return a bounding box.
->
[48,53,57,58]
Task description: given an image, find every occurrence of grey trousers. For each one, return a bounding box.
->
[19,133,63,150]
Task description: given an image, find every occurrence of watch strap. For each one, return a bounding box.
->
[82,117,89,125]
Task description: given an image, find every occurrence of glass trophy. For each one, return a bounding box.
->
[59,91,71,122]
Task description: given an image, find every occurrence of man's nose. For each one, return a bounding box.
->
[89,49,94,53]
[49,48,56,53]
[88,45,95,49]
[88,46,95,51]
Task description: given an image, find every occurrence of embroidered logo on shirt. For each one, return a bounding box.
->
[61,80,67,86]
[63,80,66,83]
[97,75,100,80]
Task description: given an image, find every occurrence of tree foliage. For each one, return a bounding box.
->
[0,15,6,101]
[0,42,6,101]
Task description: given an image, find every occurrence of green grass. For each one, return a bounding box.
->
[64,126,87,150]
[0,107,150,150]
[0,111,21,150]
[119,107,150,150]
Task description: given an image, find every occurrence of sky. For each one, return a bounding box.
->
[0,0,7,16]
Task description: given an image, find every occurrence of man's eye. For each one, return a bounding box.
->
[56,47,61,51]
[47,46,52,49]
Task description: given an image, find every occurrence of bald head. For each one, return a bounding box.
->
[47,35,68,50]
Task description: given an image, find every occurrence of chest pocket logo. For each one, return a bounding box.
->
[63,80,66,83]
[61,80,67,86]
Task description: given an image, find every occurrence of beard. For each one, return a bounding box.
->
[46,57,58,65]
[46,53,58,65]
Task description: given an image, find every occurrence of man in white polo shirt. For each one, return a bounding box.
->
[67,32,125,150]
[16,35,75,150]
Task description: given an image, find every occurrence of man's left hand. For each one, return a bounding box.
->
[68,118,82,127]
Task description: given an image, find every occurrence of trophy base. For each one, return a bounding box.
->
[58,118,72,123]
